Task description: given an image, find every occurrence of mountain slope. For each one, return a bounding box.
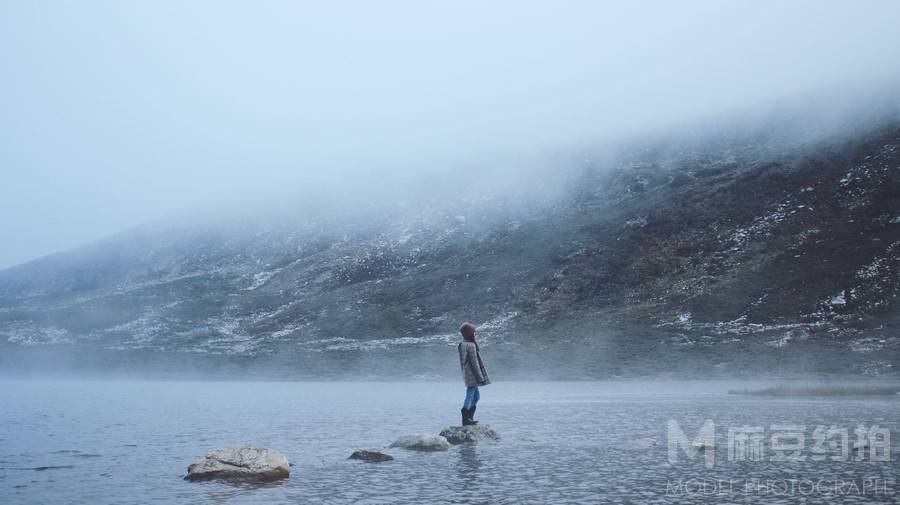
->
[1,119,898,378]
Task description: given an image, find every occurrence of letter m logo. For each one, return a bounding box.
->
[668,419,716,469]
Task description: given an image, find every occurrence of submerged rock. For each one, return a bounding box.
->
[185,446,290,482]
[349,449,394,462]
[389,435,450,452]
[439,425,501,444]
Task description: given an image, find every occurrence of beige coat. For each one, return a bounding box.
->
[458,341,491,387]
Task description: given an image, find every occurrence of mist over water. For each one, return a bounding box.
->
[4,379,900,505]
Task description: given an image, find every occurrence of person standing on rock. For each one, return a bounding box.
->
[458,322,490,426]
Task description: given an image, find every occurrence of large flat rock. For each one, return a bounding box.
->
[389,435,450,452]
[439,425,501,444]
[185,446,290,482]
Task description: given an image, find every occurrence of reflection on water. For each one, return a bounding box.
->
[456,444,482,482]
[2,380,900,504]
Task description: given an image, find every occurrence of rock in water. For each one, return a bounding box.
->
[439,425,501,444]
[349,449,394,462]
[389,435,450,452]
[185,446,290,482]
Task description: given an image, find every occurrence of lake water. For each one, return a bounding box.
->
[2,379,899,504]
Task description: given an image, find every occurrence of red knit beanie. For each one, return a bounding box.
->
[459,322,476,339]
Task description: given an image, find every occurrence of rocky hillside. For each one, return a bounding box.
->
[1,118,898,378]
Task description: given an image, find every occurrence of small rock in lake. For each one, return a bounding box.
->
[438,425,501,445]
[349,449,394,462]
[389,435,450,452]
[185,446,290,482]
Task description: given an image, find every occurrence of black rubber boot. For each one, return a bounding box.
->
[462,407,478,426]
[469,405,478,425]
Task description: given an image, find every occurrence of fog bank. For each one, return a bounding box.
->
[2,1,900,268]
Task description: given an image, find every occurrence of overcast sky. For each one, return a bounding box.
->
[2,1,899,269]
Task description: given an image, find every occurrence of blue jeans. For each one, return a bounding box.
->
[463,386,480,409]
